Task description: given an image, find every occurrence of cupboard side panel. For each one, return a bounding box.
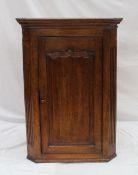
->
[102,28,117,158]
[22,28,35,157]
[109,29,117,154]
[23,29,42,159]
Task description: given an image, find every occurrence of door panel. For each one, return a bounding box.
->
[39,37,102,154]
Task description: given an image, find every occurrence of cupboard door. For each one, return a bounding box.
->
[39,36,102,154]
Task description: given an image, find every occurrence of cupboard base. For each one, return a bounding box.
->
[27,153,116,163]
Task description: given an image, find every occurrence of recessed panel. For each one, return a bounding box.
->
[46,50,94,146]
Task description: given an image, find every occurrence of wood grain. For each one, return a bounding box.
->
[17,18,122,162]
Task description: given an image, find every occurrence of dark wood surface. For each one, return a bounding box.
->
[17,18,122,162]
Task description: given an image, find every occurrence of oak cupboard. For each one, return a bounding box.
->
[17,18,122,162]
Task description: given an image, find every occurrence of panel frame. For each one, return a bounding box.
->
[38,36,103,155]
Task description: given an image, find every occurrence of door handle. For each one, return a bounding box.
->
[39,97,48,104]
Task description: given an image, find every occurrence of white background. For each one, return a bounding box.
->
[0,1,138,175]
[0,0,138,122]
